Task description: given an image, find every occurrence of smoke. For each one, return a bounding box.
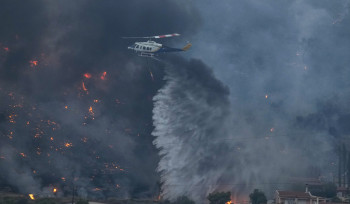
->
[184,0,350,199]
[0,0,200,199]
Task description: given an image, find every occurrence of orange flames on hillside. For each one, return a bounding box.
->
[29,60,38,67]
[100,71,107,80]
[29,194,35,200]
[84,73,92,79]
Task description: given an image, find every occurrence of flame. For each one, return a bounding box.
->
[64,142,73,148]
[84,73,92,79]
[29,194,35,200]
[226,201,233,204]
[53,188,57,193]
[88,106,94,116]
[82,82,88,92]
[29,60,38,67]
[265,94,268,99]
[64,105,68,109]
[100,71,107,80]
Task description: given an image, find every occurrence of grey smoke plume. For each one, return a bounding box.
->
[154,0,350,201]
[152,58,231,201]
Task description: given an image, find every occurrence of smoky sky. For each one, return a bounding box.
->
[186,0,350,199]
[0,0,201,199]
[2,0,350,203]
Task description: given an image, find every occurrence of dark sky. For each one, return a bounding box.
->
[1,0,350,203]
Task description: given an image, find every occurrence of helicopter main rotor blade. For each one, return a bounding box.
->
[122,33,180,39]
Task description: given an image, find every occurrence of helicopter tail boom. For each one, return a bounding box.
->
[182,43,192,51]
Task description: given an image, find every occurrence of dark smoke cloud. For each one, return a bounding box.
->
[0,0,201,199]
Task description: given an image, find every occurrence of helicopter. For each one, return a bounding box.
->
[123,33,191,59]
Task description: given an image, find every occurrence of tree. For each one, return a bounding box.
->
[207,191,231,204]
[311,182,337,198]
[249,189,267,204]
[173,196,195,204]
[76,199,89,204]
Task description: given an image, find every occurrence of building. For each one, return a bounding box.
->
[275,189,327,204]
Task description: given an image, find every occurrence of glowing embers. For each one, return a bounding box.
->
[64,142,73,148]
[84,73,92,79]
[29,194,35,200]
[89,106,95,117]
[29,60,39,67]
[100,71,107,80]
[8,114,17,123]
[82,82,88,93]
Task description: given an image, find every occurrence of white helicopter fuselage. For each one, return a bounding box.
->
[128,40,162,54]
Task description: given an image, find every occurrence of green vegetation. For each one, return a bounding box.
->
[172,196,195,204]
[76,199,89,204]
[33,198,59,204]
[0,197,28,204]
[207,191,231,204]
[160,196,195,204]
[249,189,267,204]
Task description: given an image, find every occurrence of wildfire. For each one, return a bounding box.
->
[84,73,92,79]
[88,106,94,117]
[29,60,38,67]
[82,82,88,92]
[8,114,17,123]
[53,188,57,193]
[64,142,73,148]
[100,71,107,80]
[29,194,35,200]
[64,105,68,109]
[226,201,233,204]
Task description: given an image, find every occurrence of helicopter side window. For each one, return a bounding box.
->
[135,45,139,49]
[143,47,146,50]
